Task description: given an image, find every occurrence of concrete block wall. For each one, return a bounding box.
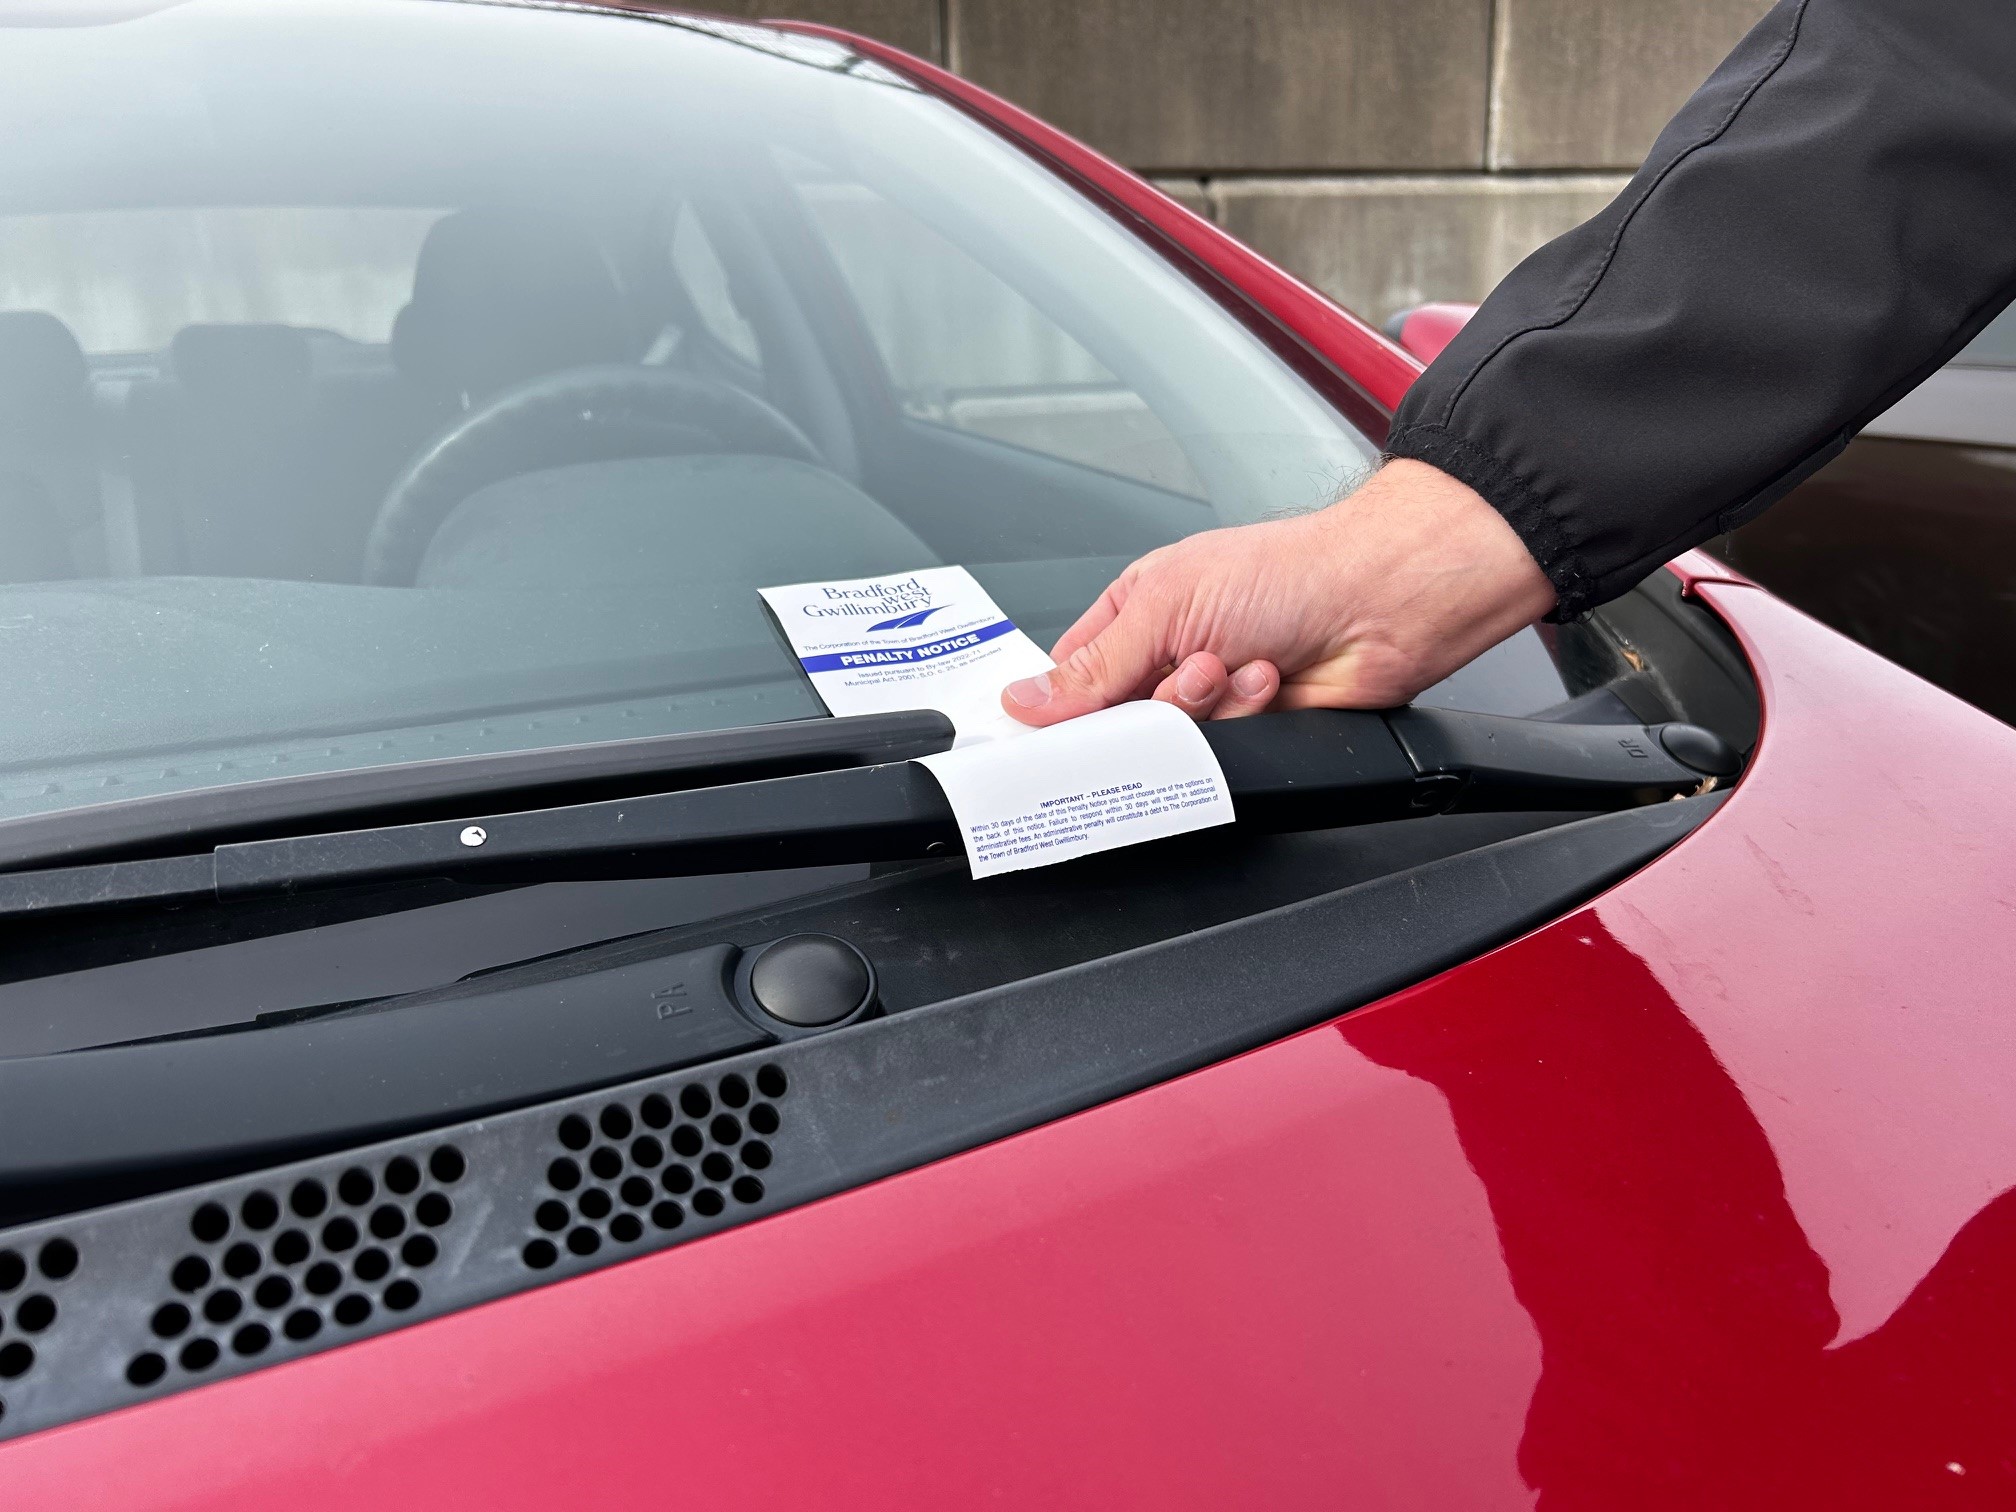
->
[718,0,1773,324]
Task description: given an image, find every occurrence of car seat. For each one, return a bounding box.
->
[0,311,99,581]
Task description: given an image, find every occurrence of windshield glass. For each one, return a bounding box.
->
[0,0,1379,825]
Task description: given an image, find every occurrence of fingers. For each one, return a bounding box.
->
[1150,652,1230,717]
[1211,659,1279,718]
[1002,594,1169,727]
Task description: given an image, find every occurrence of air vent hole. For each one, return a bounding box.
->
[124,1352,164,1387]
[322,1217,359,1252]
[609,1214,642,1244]
[748,1103,780,1136]
[332,1294,372,1328]
[401,1234,438,1268]
[701,1153,733,1183]
[202,1289,242,1325]
[384,1156,421,1195]
[547,1157,582,1191]
[304,1261,341,1296]
[222,1242,260,1279]
[190,1204,229,1244]
[577,1188,612,1221]
[428,1146,467,1184]
[240,1191,279,1231]
[369,1205,406,1240]
[629,1135,663,1169]
[385,1279,421,1311]
[522,1239,558,1269]
[639,1093,672,1129]
[255,1275,292,1310]
[0,1252,22,1292]
[662,1165,693,1195]
[588,1147,622,1181]
[565,1227,600,1257]
[416,1193,453,1228]
[732,1176,765,1205]
[353,1249,390,1284]
[558,1114,592,1150]
[692,1189,725,1218]
[755,1064,787,1099]
[231,1322,270,1357]
[679,1085,712,1119]
[620,1176,653,1207]
[15,1295,54,1332]
[171,1256,210,1293]
[0,1342,35,1379]
[535,1201,568,1233]
[718,1073,750,1108]
[179,1338,218,1372]
[336,1168,375,1207]
[670,1125,703,1158]
[288,1179,328,1219]
[151,1302,191,1339]
[599,1104,633,1140]
[273,1229,310,1266]
[651,1201,684,1230]
[283,1309,322,1342]
[742,1141,772,1170]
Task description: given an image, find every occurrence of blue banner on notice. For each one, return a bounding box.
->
[798,618,1019,673]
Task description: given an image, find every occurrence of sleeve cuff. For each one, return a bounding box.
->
[1382,421,1596,621]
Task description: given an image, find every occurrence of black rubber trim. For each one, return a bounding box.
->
[0,795,1716,1440]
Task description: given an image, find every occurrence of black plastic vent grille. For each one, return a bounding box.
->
[0,1237,78,1427]
[523,1065,784,1270]
[0,1055,803,1442]
[123,1147,467,1389]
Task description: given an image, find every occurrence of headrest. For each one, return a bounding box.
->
[0,311,89,443]
[169,324,312,401]
[392,207,636,401]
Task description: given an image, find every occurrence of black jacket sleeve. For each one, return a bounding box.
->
[1385,0,2016,618]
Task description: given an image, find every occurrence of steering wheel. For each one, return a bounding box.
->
[363,365,823,586]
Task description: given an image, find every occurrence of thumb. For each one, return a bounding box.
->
[1002,601,1167,727]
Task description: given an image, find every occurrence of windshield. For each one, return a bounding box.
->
[0,0,1379,825]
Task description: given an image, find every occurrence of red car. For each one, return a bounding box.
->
[1,3,2012,1507]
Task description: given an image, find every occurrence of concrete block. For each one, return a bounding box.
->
[1148,177,1217,223]
[1211,174,1628,324]
[950,0,1492,173]
[711,0,941,61]
[1490,0,1775,169]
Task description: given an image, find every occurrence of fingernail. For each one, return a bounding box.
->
[1232,663,1271,697]
[1006,674,1052,708]
[1175,661,1215,704]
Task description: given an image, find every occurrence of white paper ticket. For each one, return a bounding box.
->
[760,566,1235,877]
[759,566,1052,743]
[915,698,1234,878]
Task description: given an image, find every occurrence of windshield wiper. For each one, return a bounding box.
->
[0,707,1740,921]
[0,708,955,873]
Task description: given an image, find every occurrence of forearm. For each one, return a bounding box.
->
[1388,0,2016,617]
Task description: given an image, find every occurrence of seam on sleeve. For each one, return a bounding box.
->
[1432,0,1813,430]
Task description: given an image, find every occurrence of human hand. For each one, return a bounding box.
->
[1000,459,1557,724]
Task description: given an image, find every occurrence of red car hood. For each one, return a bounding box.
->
[7,573,2014,1510]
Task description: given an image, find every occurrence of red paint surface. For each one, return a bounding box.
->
[1394,300,1479,363]
[9,13,2016,1508]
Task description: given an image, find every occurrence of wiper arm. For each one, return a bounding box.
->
[0,707,1740,921]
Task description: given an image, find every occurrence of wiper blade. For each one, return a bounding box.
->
[0,708,955,873]
[0,707,1740,921]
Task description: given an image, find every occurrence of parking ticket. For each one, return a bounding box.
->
[760,566,1235,877]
